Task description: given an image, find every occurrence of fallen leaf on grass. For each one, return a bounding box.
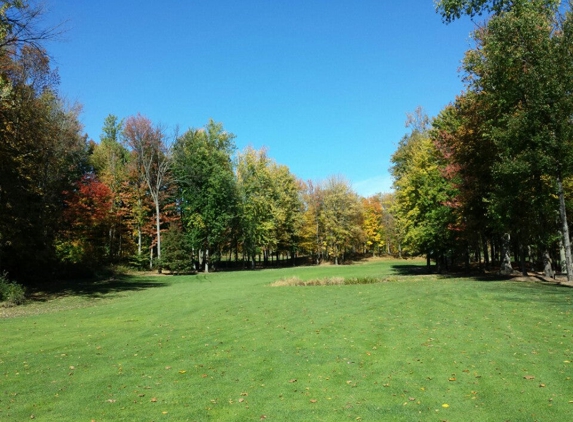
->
[442,403,449,408]
[448,377,456,382]
[150,397,157,403]
[165,366,171,370]
[240,392,248,396]
[178,370,186,374]
[524,375,535,380]
[409,397,416,401]
[310,399,317,403]
[289,379,297,383]
[106,399,116,403]
[539,384,546,388]
[201,374,208,378]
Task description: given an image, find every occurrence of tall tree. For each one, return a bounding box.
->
[123,114,171,269]
[172,119,237,272]
[91,114,130,262]
[459,0,573,277]
[236,147,276,268]
[320,175,363,265]
[0,42,87,281]
[391,109,458,270]
[362,194,385,257]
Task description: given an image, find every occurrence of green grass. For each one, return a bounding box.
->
[2,259,573,421]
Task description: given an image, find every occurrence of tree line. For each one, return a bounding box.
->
[0,1,402,285]
[391,0,573,279]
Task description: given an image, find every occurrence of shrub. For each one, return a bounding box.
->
[0,272,26,306]
[162,224,194,274]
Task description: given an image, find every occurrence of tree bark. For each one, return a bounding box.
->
[559,237,566,273]
[500,233,513,275]
[543,251,555,278]
[205,248,209,273]
[155,200,161,273]
[557,175,573,282]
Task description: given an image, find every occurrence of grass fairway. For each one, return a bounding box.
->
[2,259,573,421]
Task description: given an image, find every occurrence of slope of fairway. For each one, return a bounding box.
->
[1,259,573,421]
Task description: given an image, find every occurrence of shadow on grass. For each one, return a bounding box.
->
[390,262,573,300]
[391,264,432,276]
[28,275,170,302]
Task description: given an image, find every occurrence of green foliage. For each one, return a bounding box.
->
[0,271,26,306]
[320,176,364,264]
[435,0,558,23]
[161,224,194,274]
[391,111,458,262]
[172,120,237,271]
[236,146,303,266]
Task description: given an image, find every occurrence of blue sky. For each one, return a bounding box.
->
[43,1,476,196]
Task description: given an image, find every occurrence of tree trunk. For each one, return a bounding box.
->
[205,248,209,273]
[155,200,161,272]
[543,251,555,278]
[482,236,490,270]
[137,225,142,256]
[500,233,513,275]
[557,175,573,281]
[559,237,566,273]
[520,245,527,277]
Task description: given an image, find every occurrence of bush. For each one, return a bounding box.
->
[161,224,194,274]
[0,272,26,306]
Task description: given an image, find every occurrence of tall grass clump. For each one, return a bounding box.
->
[271,275,386,286]
[270,276,345,286]
[0,272,26,306]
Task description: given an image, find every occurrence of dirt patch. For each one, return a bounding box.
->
[508,272,573,286]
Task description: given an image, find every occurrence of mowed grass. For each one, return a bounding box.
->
[2,259,573,421]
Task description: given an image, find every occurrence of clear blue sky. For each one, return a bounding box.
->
[43,0,475,197]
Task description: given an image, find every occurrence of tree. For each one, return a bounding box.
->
[236,147,277,268]
[58,173,113,270]
[300,180,325,264]
[161,223,194,274]
[123,114,171,269]
[91,114,130,262]
[459,0,573,277]
[0,41,87,282]
[432,92,499,268]
[172,120,237,272]
[362,194,385,256]
[320,176,363,265]
[267,162,303,265]
[391,109,458,270]
[0,0,65,53]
